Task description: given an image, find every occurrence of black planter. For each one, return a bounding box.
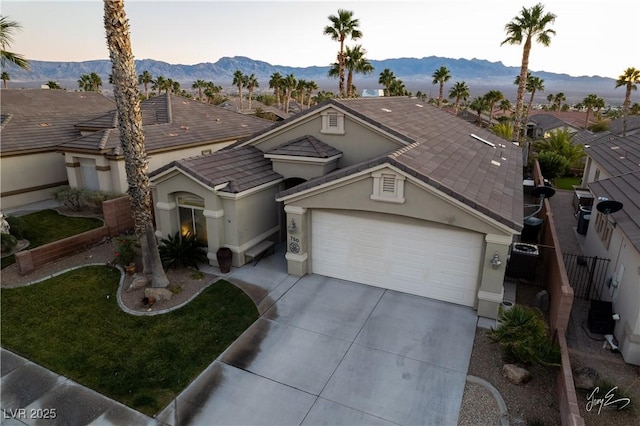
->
[216,247,232,273]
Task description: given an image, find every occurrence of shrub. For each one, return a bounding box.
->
[5,216,26,239]
[113,236,138,265]
[488,304,561,367]
[537,151,569,180]
[53,186,121,213]
[1,233,17,254]
[159,232,208,270]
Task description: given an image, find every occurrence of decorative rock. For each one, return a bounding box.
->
[127,276,149,292]
[533,290,549,311]
[573,366,599,390]
[503,364,531,385]
[144,287,173,302]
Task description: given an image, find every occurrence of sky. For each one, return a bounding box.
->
[2,0,638,79]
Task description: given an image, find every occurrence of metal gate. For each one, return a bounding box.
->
[562,253,611,300]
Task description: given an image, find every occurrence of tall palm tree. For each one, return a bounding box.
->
[516,72,545,122]
[170,79,180,94]
[553,92,566,111]
[47,80,61,89]
[269,72,283,108]
[432,66,451,107]
[191,79,207,101]
[546,93,554,109]
[615,67,640,137]
[245,74,259,110]
[232,70,245,110]
[138,70,153,99]
[0,16,29,70]
[305,80,319,108]
[295,78,307,105]
[469,96,489,127]
[78,73,100,92]
[448,81,470,116]
[283,73,297,113]
[1,71,9,88]
[389,78,407,96]
[203,81,222,104]
[378,68,395,97]
[103,0,169,288]
[323,9,362,97]
[501,3,556,143]
[484,90,504,125]
[500,99,512,115]
[344,44,373,97]
[582,93,599,128]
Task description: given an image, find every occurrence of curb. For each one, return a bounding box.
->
[466,375,510,426]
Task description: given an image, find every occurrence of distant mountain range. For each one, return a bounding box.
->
[4,55,624,105]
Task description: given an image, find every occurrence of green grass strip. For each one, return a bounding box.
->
[1,265,259,415]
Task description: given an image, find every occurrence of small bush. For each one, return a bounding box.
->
[488,304,561,367]
[537,151,569,180]
[53,186,121,213]
[113,236,138,265]
[1,233,17,254]
[5,216,26,239]
[159,232,208,270]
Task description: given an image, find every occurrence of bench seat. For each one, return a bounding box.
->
[244,240,275,265]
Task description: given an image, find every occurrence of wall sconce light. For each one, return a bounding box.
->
[490,252,502,269]
[287,219,297,234]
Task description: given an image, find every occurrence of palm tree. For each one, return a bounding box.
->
[295,78,307,105]
[501,3,556,142]
[534,128,584,169]
[232,70,245,110]
[138,70,153,99]
[448,81,470,115]
[47,80,61,89]
[269,72,283,108]
[245,74,259,110]
[305,80,319,108]
[103,0,169,288]
[553,92,566,111]
[170,79,180,94]
[493,122,514,141]
[432,66,451,107]
[582,93,599,128]
[192,79,207,101]
[615,67,640,137]
[483,90,504,125]
[499,99,512,115]
[469,96,489,127]
[203,81,222,104]
[344,44,373,97]
[1,71,9,88]
[78,73,101,92]
[389,78,407,96]
[323,9,362,97]
[378,68,395,97]
[516,72,545,122]
[0,16,29,70]
[546,93,554,109]
[283,73,297,113]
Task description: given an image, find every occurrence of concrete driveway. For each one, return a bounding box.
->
[157,251,477,425]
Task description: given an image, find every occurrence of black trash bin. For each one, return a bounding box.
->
[521,216,543,243]
[577,207,592,235]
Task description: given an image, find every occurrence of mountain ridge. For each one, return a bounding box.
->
[3,55,623,104]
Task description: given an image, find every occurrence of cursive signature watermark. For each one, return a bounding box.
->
[586,386,631,414]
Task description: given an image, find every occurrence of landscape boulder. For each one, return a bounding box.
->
[127,276,149,292]
[573,366,599,390]
[503,364,531,385]
[144,287,173,302]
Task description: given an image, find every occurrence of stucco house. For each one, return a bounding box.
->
[525,113,581,139]
[0,89,115,209]
[150,97,524,319]
[581,132,640,365]
[0,90,272,210]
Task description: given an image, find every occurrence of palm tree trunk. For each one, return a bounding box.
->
[515,37,532,144]
[104,0,169,288]
[623,86,632,137]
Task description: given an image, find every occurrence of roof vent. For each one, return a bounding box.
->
[415,104,423,108]
[470,133,496,148]
[491,160,501,166]
[381,108,392,112]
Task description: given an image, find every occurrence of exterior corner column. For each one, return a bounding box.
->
[284,205,308,276]
[203,208,224,266]
[477,234,513,319]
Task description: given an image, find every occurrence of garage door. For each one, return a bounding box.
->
[311,210,482,306]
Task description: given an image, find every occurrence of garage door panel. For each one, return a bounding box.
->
[311,211,481,307]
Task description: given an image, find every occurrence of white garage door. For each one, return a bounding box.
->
[311,210,483,306]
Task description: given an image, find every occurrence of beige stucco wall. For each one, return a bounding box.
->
[251,109,405,167]
[581,157,613,187]
[270,158,339,180]
[1,152,68,209]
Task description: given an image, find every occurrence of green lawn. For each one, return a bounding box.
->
[1,266,259,415]
[553,176,582,190]
[1,209,103,269]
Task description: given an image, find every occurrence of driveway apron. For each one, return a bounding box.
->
[158,260,477,425]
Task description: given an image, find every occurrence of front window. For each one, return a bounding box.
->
[177,195,207,244]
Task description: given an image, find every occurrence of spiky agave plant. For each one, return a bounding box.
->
[158,232,208,271]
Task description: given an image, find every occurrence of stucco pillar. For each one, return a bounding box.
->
[477,234,513,319]
[204,208,225,266]
[284,205,308,276]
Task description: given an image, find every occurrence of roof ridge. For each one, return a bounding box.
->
[98,128,111,150]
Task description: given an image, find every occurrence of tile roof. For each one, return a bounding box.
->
[528,113,577,131]
[528,110,595,129]
[608,116,640,136]
[0,89,115,155]
[585,133,640,177]
[150,146,282,193]
[267,135,342,158]
[60,93,273,154]
[589,171,640,252]
[277,97,524,231]
[572,129,605,146]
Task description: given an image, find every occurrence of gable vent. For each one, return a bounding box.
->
[328,113,339,127]
[382,174,396,193]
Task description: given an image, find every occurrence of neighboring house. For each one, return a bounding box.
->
[529,110,596,132]
[150,97,524,319]
[0,89,115,209]
[219,97,291,121]
[608,115,640,137]
[0,90,272,209]
[525,113,581,139]
[58,93,272,194]
[581,133,640,366]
